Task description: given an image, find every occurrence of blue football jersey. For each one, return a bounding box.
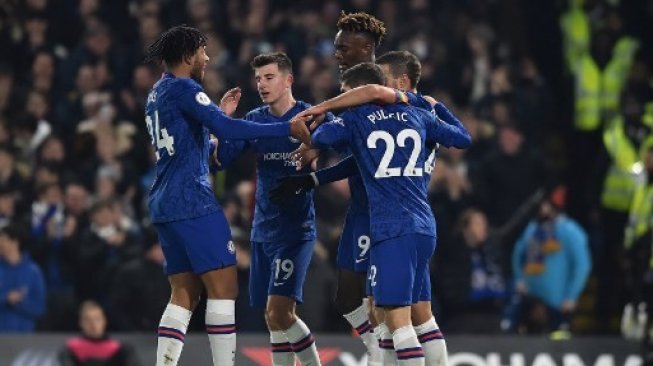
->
[315,91,450,188]
[217,101,333,243]
[145,73,290,223]
[405,92,440,184]
[405,91,436,114]
[312,103,443,242]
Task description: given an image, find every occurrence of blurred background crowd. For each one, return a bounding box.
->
[0,0,652,339]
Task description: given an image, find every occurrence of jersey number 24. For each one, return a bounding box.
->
[146,110,176,160]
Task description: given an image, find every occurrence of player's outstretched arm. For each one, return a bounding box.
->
[179,84,310,141]
[318,84,401,110]
[313,155,358,185]
[213,139,248,169]
[295,85,404,129]
[271,156,358,202]
[426,105,472,149]
[434,103,466,130]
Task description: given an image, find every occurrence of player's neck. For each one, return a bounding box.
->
[168,65,191,79]
[268,93,296,117]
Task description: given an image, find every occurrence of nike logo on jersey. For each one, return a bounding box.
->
[273,282,285,287]
[355,258,367,264]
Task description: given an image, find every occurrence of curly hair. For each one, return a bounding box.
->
[145,25,207,67]
[336,12,387,47]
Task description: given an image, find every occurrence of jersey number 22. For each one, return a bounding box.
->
[367,129,425,178]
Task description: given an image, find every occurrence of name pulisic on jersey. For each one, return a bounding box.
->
[366,110,409,124]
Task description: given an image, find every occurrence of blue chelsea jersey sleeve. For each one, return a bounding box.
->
[177,81,290,140]
[311,116,352,150]
[216,139,249,169]
[425,104,472,149]
[314,155,358,185]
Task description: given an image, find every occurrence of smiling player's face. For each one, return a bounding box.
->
[255,63,292,105]
[190,46,209,83]
[334,31,373,73]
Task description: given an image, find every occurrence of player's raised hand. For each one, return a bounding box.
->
[219,87,242,116]
[269,174,317,204]
[289,114,312,145]
[294,105,328,130]
[290,143,320,171]
[309,113,327,130]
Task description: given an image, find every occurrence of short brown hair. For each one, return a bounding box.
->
[341,62,385,89]
[250,52,293,73]
[377,51,421,89]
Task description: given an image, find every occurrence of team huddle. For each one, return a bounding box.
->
[144,12,471,366]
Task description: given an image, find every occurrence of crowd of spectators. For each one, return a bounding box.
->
[0,0,652,336]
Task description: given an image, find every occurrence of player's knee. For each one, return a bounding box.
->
[266,307,296,330]
[410,301,433,325]
[169,291,201,311]
[205,285,238,300]
[201,267,238,300]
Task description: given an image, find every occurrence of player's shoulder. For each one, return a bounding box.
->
[348,103,377,116]
[421,94,437,106]
[336,106,362,123]
[408,103,438,128]
[245,105,269,120]
[407,91,435,111]
[295,100,313,111]
[173,76,203,90]
[165,76,204,98]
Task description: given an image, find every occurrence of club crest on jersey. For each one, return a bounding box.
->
[195,92,211,106]
[227,240,235,254]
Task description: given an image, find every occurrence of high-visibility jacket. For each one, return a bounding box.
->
[574,37,640,131]
[601,117,653,212]
[560,0,590,72]
[625,137,653,250]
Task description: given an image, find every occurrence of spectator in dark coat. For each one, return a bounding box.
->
[109,227,169,331]
[75,200,140,302]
